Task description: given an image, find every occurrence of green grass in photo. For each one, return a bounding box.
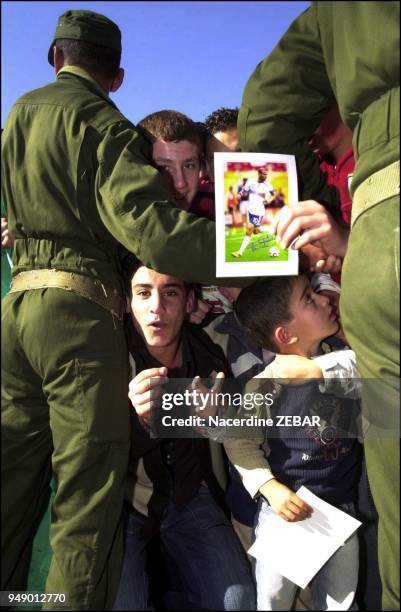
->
[225,227,288,262]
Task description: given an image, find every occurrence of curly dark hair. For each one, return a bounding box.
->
[204,107,239,136]
[120,249,194,298]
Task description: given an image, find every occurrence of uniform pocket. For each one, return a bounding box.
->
[75,355,130,446]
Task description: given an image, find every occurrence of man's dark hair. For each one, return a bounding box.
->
[55,39,121,79]
[138,110,203,151]
[120,251,142,296]
[234,277,297,352]
[204,107,239,136]
[120,251,193,298]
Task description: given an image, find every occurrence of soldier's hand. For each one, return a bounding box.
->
[272,201,348,257]
[259,479,313,522]
[128,367,168,426]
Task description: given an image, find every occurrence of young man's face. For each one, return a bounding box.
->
[286,276,340,350]
[129,266,194,350]
[309,107,352,158]
[152,139,201,209]
[205,128,240,179]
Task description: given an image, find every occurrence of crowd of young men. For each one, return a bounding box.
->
[1,3,399,611]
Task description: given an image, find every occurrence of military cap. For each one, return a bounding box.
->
[48,9,122,65]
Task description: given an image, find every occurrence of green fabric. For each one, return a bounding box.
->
[341,196,400,610]
[48,9,122,65]
[1,200,54,605]
[2,67,250,288]
[238,3,400,608]
[2,289,130,609]
[238,1,399,212]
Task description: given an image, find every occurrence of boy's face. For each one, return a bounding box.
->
[152,139,201,209]
[129,266,194,350]
[205,127,240,179]
[286,276,340,349]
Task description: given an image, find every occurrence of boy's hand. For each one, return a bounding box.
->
[261,354,323,384]
[128,367,168,426]
[259,479,313,521]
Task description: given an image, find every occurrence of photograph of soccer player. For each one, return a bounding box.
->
[231,166,276,258]
[214,152,298,278]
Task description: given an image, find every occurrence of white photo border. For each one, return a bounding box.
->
[214,152,299,277]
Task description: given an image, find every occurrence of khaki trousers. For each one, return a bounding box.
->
[1,288,130,610]
[341,193,400,611]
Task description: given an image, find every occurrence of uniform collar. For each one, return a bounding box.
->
[57,65,114,104]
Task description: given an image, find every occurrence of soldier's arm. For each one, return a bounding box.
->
[238,5,341,218]
[96,122,254,287]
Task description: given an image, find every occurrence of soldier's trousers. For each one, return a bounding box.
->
[1,288,130,610]
[341,193,400,611]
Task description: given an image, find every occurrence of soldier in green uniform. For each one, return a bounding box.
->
[237,2,399,609]
[1,10,243,610]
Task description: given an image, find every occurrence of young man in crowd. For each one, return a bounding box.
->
[309,106,354,227]
[203,107,241,179]
[113,259,256,611]
[138,110,203,213]
[136,108,239,318]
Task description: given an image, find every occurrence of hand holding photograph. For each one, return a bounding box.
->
[214,152,299,277]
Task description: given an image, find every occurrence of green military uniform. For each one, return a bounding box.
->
[238,3,400,609]
[1,10,245,611]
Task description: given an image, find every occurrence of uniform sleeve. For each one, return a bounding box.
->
[238,5,341,218]
[95,122,254,286]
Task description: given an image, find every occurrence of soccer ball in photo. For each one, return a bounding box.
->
[268,246,280,257]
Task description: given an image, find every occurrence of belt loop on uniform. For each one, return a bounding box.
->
[351,160,400,227]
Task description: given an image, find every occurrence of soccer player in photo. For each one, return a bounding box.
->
[232,166,275,258]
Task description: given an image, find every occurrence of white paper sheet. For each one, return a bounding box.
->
[248,486,362,589]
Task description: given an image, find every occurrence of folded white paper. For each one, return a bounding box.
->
[248,486,362,589]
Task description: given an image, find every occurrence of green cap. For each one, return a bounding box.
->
[48,9,122,66]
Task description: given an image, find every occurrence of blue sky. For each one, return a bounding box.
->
[2,1,310,126]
